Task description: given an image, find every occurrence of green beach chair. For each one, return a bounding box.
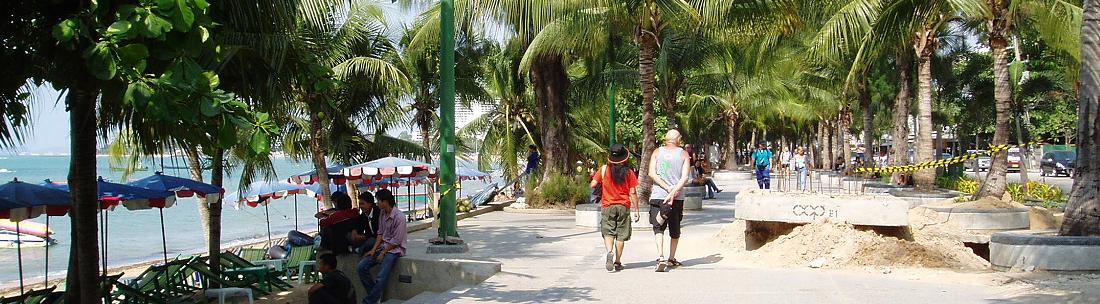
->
[1,286,56,304]
[237,247,268,263]
[284,245,318,283]
[184,258,270,297]
[219,251,293,291]
[127,258,198,299]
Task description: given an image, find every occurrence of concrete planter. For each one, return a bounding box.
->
[683,186,704,210]
[990,230,1100,272]
[714,170,752,181]
[888,189,960,209]
[575,203,649,229]
[735,189,909,226]
[924,206,1030,232]
[862,182,910,194]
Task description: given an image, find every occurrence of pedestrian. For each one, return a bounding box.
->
[515,145,540,193]
[648,129,692,272]
[309,253,355,304]
[790,148,810,191]
[591,144,640,272]
[357,189,406,304]
[693,159,722,198]
[751,142,773,189]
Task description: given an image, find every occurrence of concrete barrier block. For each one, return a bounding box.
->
[734,189,909,226]
[683,186,704,210]
[990,230,1100,272]
[925,206,1030,232]
[714,171,752,181]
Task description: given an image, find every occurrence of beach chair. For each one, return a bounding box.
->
[0,286,56,304]
[236,247,268,262]
[284,244,318,283]
[127,258,199,299]
[218,251,293,291]
[184,258,270,297]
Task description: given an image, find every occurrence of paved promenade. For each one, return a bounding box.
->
[389,176,1096,303]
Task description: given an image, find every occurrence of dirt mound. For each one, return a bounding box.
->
[743,217,988,270]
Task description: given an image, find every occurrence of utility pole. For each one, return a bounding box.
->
[430,0,464,252]
[609,85,617,146]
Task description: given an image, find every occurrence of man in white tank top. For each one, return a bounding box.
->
[647,129,692,272]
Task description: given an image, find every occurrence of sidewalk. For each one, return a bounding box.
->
[395,177,1071,304]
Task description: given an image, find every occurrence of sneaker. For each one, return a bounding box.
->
[614,262,624,272]
[717,189,724,193]
[655,259,668,272]
[605,251,615,272]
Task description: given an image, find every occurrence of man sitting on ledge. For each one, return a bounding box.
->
[309,253,355,304]
[357,189,407,304]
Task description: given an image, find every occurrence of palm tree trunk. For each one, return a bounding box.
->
[663,75,684,129]
[861,85,874,161]
[975,20,1013,199]
[185,147,213,244]
[1059,0,1100,236]
[208,149,225,272]
[420,120,433,163]
[825,120,835,170]
[892,50,913,183]
[65,87,101,303]
[914,35,937,190]
[840,109,853,173]
[724,110,738,170]
[531,54,571,181]
[308,109,332,208]
[638,29,659,202]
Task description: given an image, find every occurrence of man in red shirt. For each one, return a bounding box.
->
[590,144,640,272]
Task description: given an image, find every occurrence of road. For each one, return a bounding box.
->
[964,169,1075,193]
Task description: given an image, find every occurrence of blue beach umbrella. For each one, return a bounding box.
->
[288,163,349,184]
[225,181,308,243]
[129,172,222,199]
[0,179,71,296]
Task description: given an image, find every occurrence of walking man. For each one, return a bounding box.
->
[648,129,692,272]
[515,145,540,193]
[591,144,640,272]
[751,142,773,189]
[357,189,406,304]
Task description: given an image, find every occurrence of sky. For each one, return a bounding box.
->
[3,2,429,155]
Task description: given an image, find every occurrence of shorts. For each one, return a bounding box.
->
[649,199,684,238]
[600,204,632,241]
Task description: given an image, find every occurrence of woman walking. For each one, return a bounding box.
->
[590,144,640,272]
[790,148,810,191]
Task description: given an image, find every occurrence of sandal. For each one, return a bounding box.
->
[614,262,624,272]
[667,259,683,267]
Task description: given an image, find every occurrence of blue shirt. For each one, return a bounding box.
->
[525,152,540,173]
[752,149,773,167]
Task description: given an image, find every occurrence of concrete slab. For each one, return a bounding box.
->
[990,230,1100,272]
[713,170,752,181]
[734,189,909,226]
[924,206,1030,232]
[683,185,704,210]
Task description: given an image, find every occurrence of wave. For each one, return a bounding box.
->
[0,169,13,173]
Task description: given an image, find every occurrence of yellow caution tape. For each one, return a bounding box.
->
[855,141,1042,174]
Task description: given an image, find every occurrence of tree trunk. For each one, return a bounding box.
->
[65,87,101,303]
[815,122,825,170]
[892,50,913,183]
[207,149,225,272]
[638,29,659,202]
[825,120,835,171]
[913,32,938,190]
[185,147,212,244]
[531,54,571,181]
[309,109,332,208]
[975,13,1013,199]
[724,110,739,170]
[861,84,874,161]
[840,109,853,173]
[420,119,433,163]
[1059,0,1100,236]
[663,74,685,129]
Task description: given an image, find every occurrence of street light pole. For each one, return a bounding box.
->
[437,0,460,241]
[609,85,617,146]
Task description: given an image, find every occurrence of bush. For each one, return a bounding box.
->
[527,173,590,209]
[1007,181,1066,208]
[937,176,979,194]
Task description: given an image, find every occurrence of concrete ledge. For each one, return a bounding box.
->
[406,200,516,233]
[575,203,649,229]
[503,207,574,215]
[683,186,704,210]
[714,171,752,181]
[734,189,909,226]
[990,230,1100,272]
[889,189,960,209]
[863,183,911,194]
[924,206,1030,232]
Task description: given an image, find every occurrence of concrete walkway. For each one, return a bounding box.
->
[393,177,1074,303]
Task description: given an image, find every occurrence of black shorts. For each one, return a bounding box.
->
[649,199,684,238]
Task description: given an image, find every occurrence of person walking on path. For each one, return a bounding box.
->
[357,189,407,304]
[648,129,692,272]
[751,142,774,189]
[590,144,641,272]
[514,145,540,193]
[790,148,810,191]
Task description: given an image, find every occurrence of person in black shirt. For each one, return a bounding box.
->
[318,192,359,254]
[352,191,380,254]
[309,253,355,304]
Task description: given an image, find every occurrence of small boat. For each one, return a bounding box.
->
[0,230,55,248]
[0,219,53,238]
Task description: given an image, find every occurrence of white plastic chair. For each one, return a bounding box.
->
[204,287,254,304]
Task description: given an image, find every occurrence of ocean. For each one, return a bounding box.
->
[0,155,493,285]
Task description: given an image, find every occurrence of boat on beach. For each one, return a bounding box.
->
[0,230,55,248]
[0,219,53,238]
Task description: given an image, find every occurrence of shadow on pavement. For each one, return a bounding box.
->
[458,282,597,303]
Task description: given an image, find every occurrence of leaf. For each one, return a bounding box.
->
[117,44,149,63]
[199,99,221,117]
[84,42,117,80]
[52,19,78,42]
[217,123,235,149]
[249,131,271,155]
[124,82,154,107]
[192,0,210,10]
[172,0,196,30]
[143,14,173,37]
[107,21,132,36]
[202,71,219,89]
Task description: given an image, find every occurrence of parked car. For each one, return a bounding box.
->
[1040,151,1076,177]
[964,150,991,171]
[1007,148,1022,172]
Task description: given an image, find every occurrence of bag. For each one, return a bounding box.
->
[287,230,314,246]
[589,165,605,205]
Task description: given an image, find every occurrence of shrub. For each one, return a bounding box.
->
[937,176,979,194]
[1007,181,1066,207]
[527,173,589,208]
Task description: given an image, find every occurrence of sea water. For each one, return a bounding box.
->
[0,155,493,285]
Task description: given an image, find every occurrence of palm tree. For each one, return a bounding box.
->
[972,0,1081,199]
[460,44,539,181]
[1059,0,1098,236]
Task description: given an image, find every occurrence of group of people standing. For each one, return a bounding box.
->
[750,143,813,191]
[308,189,409,304]
[591,129,700,272]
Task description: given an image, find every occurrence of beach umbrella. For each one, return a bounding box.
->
[224,181,308,244]
[288,163,349,185]
[341,157,433,180]
[128,172,221,263]
[0,179,71,296]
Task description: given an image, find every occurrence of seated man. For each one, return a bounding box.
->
[317,192,360,254]
[352,191,381,254]
[692,159,722,199]
[357,189,407,304]
[309,253,355,304]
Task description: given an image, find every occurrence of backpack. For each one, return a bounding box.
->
[589,165,606,205]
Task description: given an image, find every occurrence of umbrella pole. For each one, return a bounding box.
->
[104,210,109,277]
[294,195,299,232]
[160,208,168,264]
[16,220,24,296]
[44,216,49,287]
[265,202,272,245]
[406,182,411,220]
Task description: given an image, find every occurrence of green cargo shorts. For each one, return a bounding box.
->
[601,204,632,241]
